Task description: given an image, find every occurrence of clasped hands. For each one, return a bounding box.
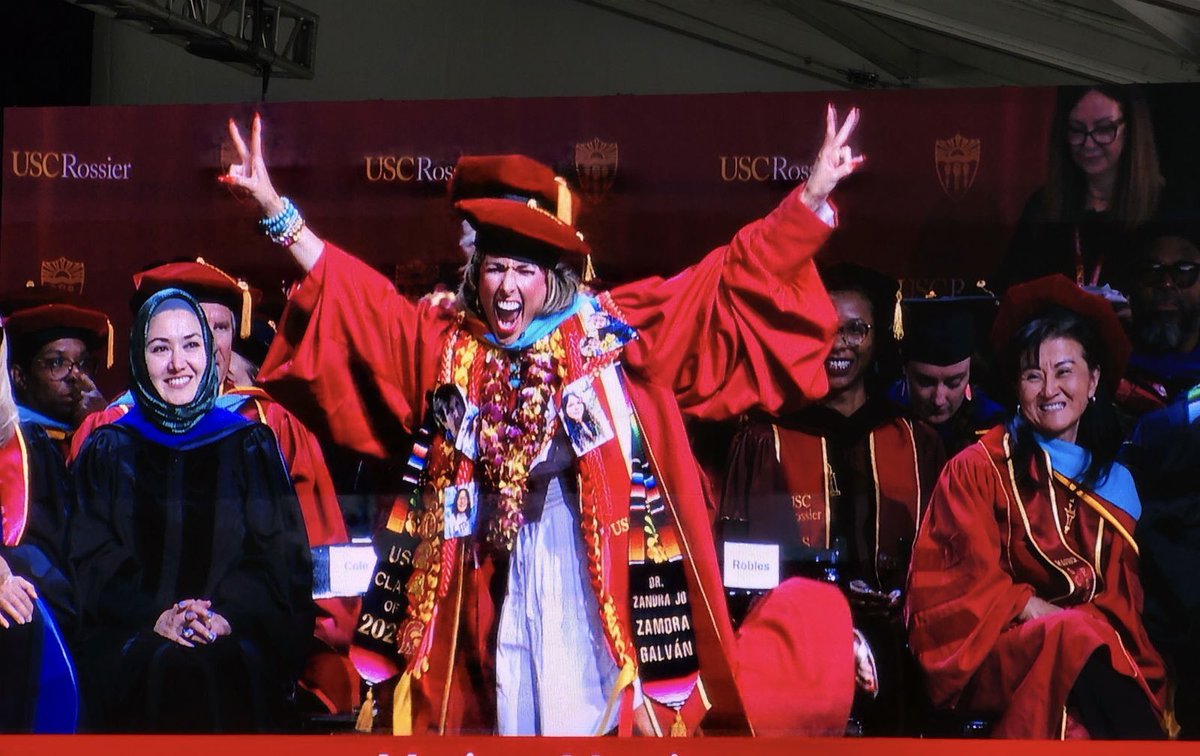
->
[154,598,232,648]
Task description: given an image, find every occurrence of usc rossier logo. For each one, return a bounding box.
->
[364,155,455,182]
[719,155,811,183]
[11,151,132,180]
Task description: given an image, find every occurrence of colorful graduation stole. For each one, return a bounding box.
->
[627,419,700,730]
[350,426,433,691]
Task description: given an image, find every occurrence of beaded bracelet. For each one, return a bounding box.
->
[278,217,306,248]
[259,197,306,246]
[259,197,299,237]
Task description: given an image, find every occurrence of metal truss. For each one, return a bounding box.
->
[67,0,318,79]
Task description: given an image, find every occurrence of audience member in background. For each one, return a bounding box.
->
[889,293,1005,457]
[1000,85,1187,295]
[68,260,359,718]
[907,274,1166,739]
[0,327,77,732]
[2,297,111,456]
[1126,218,1200,404]
[721,262,944,736]
[229,316,277,386]
[1121,385,1200,739]
[69,289,313,732]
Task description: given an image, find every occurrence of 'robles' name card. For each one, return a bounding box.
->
[722,541,780,590]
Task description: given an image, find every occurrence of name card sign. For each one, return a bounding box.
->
[722,541,780,591]
[312,542,378,599]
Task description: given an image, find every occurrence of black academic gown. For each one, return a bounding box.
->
[721,397,945,736]
[1121,394,1200,738]
[0,422,75,731]
[68,407,314,733]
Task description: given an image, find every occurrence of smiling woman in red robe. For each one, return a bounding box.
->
[906,274,1167,739]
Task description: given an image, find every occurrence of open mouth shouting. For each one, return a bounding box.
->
[493,298,524,341]
[478,254,549,346]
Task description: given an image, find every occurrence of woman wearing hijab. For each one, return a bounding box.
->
[906,275,1167,739]
[69,289,312,732]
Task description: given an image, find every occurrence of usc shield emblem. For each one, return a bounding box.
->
[934,134,981,201]
[574,138,618,203]
[40,257,86,293]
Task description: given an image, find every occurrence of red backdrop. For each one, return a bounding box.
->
[2,88,1055,390]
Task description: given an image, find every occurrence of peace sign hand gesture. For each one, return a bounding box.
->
[220,114,286,218]
[800,105,864,213]
[219,114,323,271]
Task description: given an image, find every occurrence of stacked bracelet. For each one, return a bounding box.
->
[258,197,305,246]
[278,217,306,248]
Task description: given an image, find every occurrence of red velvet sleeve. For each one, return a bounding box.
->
[258,243,456,459]
[905,446,1036,708]
[68,405,128,464]
[261,399,360,652]
[605,186,837,422]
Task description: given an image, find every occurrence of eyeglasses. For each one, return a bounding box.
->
[1140,260,1200,289]
[835,320,872,346]
[1066,119,1124,147]
[35,355,97,381]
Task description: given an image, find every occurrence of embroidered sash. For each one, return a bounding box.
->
[376,298,705,730]
[627,419,701,711]
[350,425,433,686]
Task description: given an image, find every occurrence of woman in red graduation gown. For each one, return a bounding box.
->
[906,275,1167,739]
[217,108,861,736]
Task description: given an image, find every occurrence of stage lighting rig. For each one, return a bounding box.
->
[66,0,318,80]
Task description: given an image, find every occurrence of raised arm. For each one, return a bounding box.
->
[610,106,863,420]
[220,114,324,272]
[801,104,865,213]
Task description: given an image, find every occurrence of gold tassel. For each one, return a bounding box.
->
[555,176,573,224]
[392,671,414,736]
[354,686,375,733]
[670,709,687,737]
[892,288,904,342]
[583,253,596,285]
[594,662,637,736]
[237,281,252,340]
[105,319,115,368]
[1165,677,1182,739]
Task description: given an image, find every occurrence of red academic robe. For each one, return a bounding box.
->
[257,185,846,735]
[70,383,359,714]
[906,426,1167,739]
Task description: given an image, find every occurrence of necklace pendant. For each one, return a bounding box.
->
[1063,499,1077,535]
[827,465,842,497]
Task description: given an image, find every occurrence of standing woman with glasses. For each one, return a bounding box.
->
[999,85,1192,295]
[720,262,945,736]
